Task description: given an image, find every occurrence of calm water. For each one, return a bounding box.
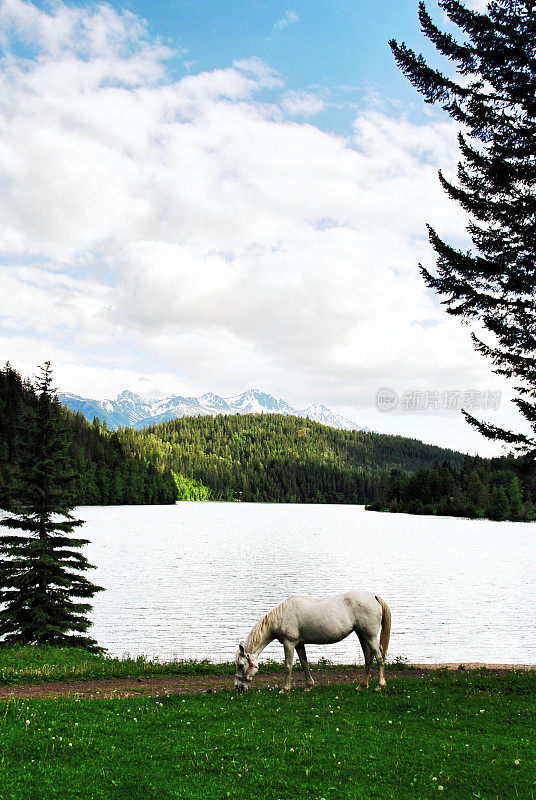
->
[80,503,536,665]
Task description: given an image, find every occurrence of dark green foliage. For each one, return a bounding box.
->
[0,365,179,506]
[0,363,104,650]
[367,454,536,520]
[390,2,536,453]
[125,413,465,504]
[1,364,466,507]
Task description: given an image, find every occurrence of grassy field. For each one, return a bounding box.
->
[0,646,414,685]
[0,668,534,800]
[0,646,236,684]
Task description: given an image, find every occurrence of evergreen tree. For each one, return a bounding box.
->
[508,473,523,516]
[0,364,180,506]
[0,363,104,650]
[490,483,510,520]
[390,1,536,454]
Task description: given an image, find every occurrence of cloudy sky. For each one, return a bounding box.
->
[0,0,524,455]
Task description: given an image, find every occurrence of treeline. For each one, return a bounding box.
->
[5,363,495,509]
[119,413,465,504]
[0,365,178,506]
[366,457,536,521]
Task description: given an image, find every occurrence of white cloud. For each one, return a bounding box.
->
[464,0,489,11]
[0,0,511,454]
[1,265,113,340]
[281,90,325,117]
[274,10,299,30]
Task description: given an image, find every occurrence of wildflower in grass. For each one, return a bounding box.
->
[514,760,520,766]
[438,787,444,792]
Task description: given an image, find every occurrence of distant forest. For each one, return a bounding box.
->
[0,365,178,506]
[122,414,465,504]
[366,457,536,522]
[6,362,530,517]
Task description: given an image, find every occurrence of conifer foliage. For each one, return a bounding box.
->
[390,1,536,454]
[0,363,104,650]
[0,364,179,506]
[367,455,536,520]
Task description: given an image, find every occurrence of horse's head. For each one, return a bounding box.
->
[234,642,258,692]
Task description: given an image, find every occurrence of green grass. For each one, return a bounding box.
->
[0,646,235,684]
[0,670,534,799]
[0,646,414,685]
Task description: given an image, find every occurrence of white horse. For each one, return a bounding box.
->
[234,590,391,693]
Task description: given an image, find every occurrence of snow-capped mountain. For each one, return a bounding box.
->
[300,403,359,432]
[58,388,363,432]
[224,389,296,416]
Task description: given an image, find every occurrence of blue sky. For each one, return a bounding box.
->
[32,0,443,135]
[128,0,426,125]
[0,0,518,455]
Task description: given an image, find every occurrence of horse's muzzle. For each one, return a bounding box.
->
[234,677,249,693]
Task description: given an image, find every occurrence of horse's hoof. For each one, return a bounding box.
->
[305,685,314,692]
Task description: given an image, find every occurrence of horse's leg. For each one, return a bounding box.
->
[356,634,373,689]
[296,643,314,691]
[280,640,296,693]
[368,635,386,691]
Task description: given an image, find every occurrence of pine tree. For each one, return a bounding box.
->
[489,483,511,519]
[390,1,536,454]
[508,473,523,516]
[0,363,104,650]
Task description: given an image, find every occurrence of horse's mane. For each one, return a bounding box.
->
[245,599,290,653]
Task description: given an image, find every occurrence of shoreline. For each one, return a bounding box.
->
[1,662,534,700]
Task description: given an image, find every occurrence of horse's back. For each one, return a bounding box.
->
[339,590,383,633]
[276,591,382,645]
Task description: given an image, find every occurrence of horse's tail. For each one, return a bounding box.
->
[375,595,391,658]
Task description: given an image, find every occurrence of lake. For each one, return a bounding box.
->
[81,502,536,665]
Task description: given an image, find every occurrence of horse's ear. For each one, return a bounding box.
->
[239,642,246,654]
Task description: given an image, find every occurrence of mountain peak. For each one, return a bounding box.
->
[198,393,230,410]
[225,389,293,414]
[303,402,329,411]
[57,388,362,432]
[117,390,142,402]
[300,402,363,432]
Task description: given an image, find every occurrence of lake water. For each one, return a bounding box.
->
[80,502,536,665]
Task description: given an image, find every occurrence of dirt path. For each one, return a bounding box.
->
[0,664,534,700]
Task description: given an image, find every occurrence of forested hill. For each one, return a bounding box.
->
[0,365,178,506]
[0,363,467,506]
[117,413,465,504]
